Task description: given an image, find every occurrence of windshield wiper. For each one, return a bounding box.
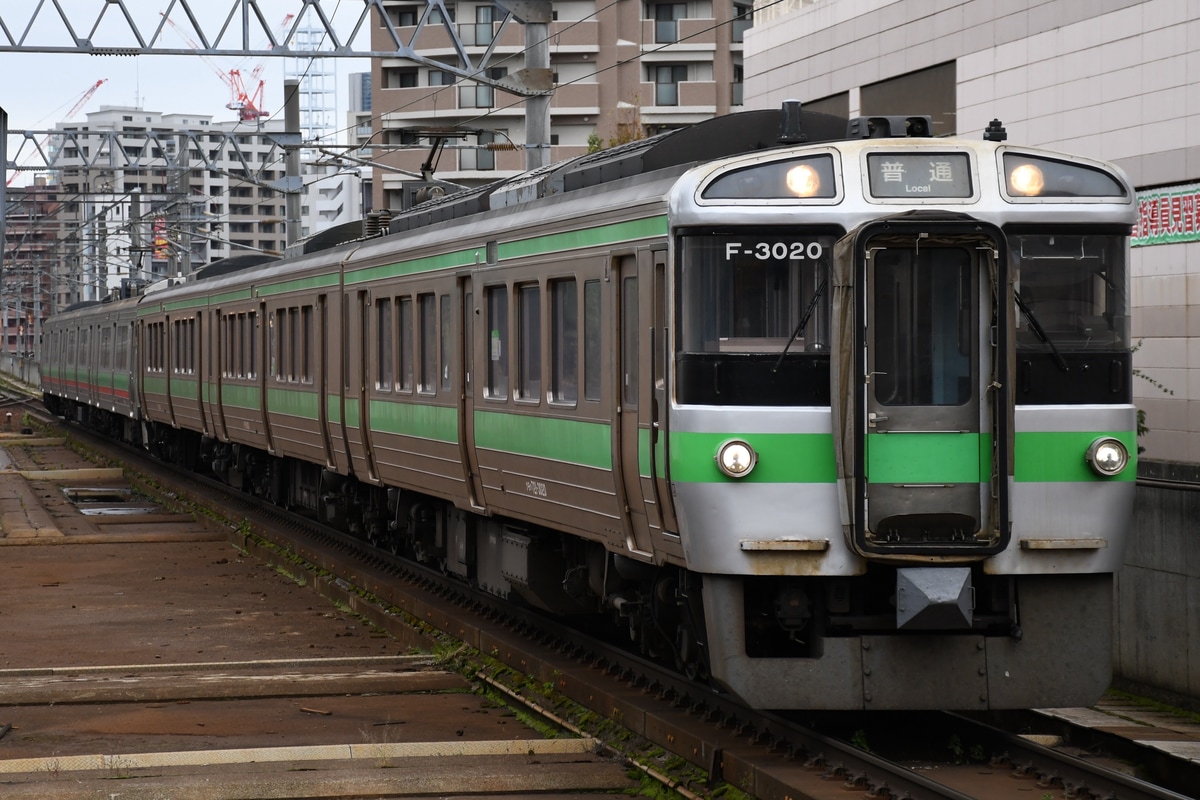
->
[773,278,828,374]
[1014,291,1069,372]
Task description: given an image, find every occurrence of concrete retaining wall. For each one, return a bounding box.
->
[1115,460,1200,708]
[0,355,39,387]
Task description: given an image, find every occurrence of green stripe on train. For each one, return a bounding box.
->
[866,432,988,484]
[498,217,668,260]
[1015,430,1137,482]
[267,387,320,418]
[368,400,457,442]
[474,410,611,469]
[668,429,1135,484]
[669,432,838,484]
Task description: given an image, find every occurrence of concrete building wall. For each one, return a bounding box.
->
[1118,469,1200,706]
[746,0,1200,464]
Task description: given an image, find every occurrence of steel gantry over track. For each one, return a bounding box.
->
[0,0,553,99]
[1,0,555,183]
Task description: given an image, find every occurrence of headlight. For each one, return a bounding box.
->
[716,439,757,478]
[1085,437,1129,477]
[786,164,821,197]
[1008,163,1045,196]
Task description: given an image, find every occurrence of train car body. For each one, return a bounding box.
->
[41,108,1137,710]
[42,294,141,442]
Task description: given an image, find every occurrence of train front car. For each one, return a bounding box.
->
[668,129,1137,710]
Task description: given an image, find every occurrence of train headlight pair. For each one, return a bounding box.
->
[1086,437,1129,477]
[716,439,757,478]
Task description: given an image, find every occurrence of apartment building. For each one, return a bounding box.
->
[368,0,752,210]
[49,107,291,308]
[1,179,59,355]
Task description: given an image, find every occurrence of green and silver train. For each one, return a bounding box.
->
[42,106,1137,709]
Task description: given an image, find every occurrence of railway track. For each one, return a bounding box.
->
[15,397,1195,800]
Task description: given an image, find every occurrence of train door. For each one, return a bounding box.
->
[650,251,680,542]
[260,301,277,455]
[316,294,337,469]
[841,222,1008,554]
[212,309,229,441]
[163,315,177,428]
[457,275,486,509]
[616,255,656,560]
[344,290,378,481]
[197,311,210,437]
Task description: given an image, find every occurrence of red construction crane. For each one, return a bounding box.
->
[6,79,108,186]
[160,13,293,123]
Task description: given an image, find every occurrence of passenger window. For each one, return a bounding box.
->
[518,283,541,401]
[583,280,601,402]
[486,285,509,399]
[439,294,452,391]
[376,298,393,390]
[550,279,578,404]
[418,293,436,394]
[399,296,414,391]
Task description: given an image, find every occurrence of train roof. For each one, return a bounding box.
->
[386,106,850,235]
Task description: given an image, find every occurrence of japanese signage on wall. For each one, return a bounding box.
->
[153,216,170,260]
[1133,182,1200,246]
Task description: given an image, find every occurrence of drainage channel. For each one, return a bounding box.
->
[62,486,159,516]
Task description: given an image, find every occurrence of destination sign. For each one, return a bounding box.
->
[866,152,972,199]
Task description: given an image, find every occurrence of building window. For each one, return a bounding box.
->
[860,61,957,136]
[733,4,752,43]
[653,3,686,43]
[467,4,494,46]
[652,64,688,106]
[429,69,455,87]
[461,130,499,171]
[383,67,418,89]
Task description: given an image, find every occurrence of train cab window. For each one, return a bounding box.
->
[439,294,452,392]
[486,286,509,399]
[399,297,414,392]
[677,233,834,405]
[418,293,437,394]
[1010,233,1129,352]
[550,278,578,404]
[583,280,601,402]
[518,284,541,402]
[873,247,973,407]
[376,298,394,390]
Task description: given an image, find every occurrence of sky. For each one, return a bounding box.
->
[1,0,369,182]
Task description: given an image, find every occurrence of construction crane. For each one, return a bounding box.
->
[6,79,108,186]
[160,13,293,123]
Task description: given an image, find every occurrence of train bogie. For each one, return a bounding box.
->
[41,106,1138,711]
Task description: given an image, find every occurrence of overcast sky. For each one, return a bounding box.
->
[1,0,369,182]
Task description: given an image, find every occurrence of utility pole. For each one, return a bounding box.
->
[284,79,302,247]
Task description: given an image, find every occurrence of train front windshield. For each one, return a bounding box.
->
[676,233,835,406]
[1010,233,1130,353]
